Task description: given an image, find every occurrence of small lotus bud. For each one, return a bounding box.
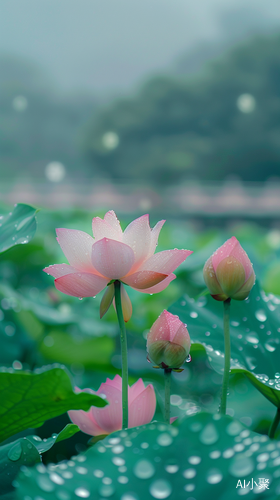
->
[147,310,191,369]
[203,236,255,301]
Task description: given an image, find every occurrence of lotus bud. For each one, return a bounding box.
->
[203,236,255,301]
[147,310,191,369]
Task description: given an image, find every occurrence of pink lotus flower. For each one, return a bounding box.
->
[43,210,192,321]
[203,236,255,301]
[147,310,191,369]
[68,375,156,436]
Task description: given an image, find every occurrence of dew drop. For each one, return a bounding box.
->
[98,484,115,497]
[56,491,71,500]
[256,453,269,462]
[133,459,155,479]
[228,455,254,477]
[157,433,173,447]
[50,472,64,485]
[188,455,201,465]
[112,445,124,454]
[190,311,198,318]
[255,309,267,322]
[74,487,90,498]
[226,421,243,436]
[265,340,277,352]
[36,475,55,492]
[183,468,196,479]
[186,354,192,363]
[120,495,139,500]
[93,469,104,477]
[149,479,172,499]
[165,464,179,474]
[206,468,223,484]
[199,423,219,445]
[8,441,22,461]
[245,334,259,344]
[112,457,125,466]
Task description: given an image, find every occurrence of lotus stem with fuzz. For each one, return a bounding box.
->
[114,280,129,429]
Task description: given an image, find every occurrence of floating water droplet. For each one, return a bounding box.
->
[56,491,71,500]
[165,464,179,474]
[112,457,125,466]
[112,445,124,454]
[120,494,139,500]
[184,484,195,492]
[226,421,243,436]
[190,311,198,318]
[246,357,257,370]
[183,468,196,479]
[133,459,155,479]
[149,479,172,499]
[76,466,88,475]
[209,450,221,459]
[223,448,235,459]
[186,354,192,363]
[50,472,64,485]
[206,468,223,484]
[93,469,104,477]
[8,441,22,461]
[228,455,254,477]
[245,334,259,344]
[256,453,269,462]
[118,475,129,484]
[157,433,173,447]
[199,423,219,445]
[36,475,55,492]
[265,340,277,352]
[98,484,115,497]
[188,456,201,465]
[74,487,90,498]
[255,309,267,322]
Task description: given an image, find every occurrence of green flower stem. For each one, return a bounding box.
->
[269,407,280,439]
[164,368,172,424]
[220,298,231,415]
[114,280,128,429]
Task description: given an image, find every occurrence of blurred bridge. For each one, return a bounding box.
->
[1,180,280,219]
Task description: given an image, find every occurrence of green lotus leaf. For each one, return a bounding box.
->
[15,412,280,499]
[0,437,40,496]
[169,281,280,407]
[0,204,37,254]
[0,366,107,443]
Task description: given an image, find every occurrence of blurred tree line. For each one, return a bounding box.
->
[84,32,280,185]
[0,55,97,180]
[1,32,280,185]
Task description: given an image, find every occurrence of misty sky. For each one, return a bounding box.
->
[1,0,280,95]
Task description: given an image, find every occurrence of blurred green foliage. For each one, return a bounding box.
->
[83,33,280,184]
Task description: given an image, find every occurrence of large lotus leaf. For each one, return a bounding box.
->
[28,424,80,454]
[15,412,280,500]
[0,204,37,254]
[169,282,280,408]
[0,437,40,496]
[0,425,80,497]
[0,366,107,442]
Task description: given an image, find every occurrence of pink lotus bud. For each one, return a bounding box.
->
[68,375,156,436]
[147,310,191,369]
[203,236,255,301]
